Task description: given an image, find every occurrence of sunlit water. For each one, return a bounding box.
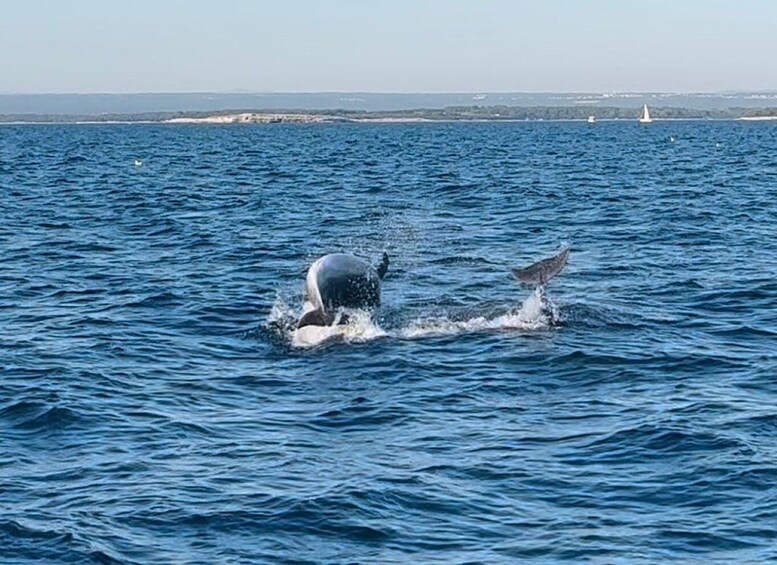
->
[1,122,776,563]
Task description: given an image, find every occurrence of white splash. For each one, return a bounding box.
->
[271,288,558,349]
[292,307,387,349]
[268,296,296,327]
[398,288,552,339]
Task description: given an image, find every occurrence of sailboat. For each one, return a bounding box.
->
[638,104,653,124]
[587,115,596,124]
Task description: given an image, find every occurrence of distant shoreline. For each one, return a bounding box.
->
[2,118,776,126]
[1,106,777,125]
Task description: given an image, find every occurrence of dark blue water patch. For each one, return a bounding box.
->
[0,520,95,565]
[0,400,88,432]
[1,121,776,563]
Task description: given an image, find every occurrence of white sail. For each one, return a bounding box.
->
[639,104,652,123]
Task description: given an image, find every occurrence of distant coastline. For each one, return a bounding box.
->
[2,105,777,125]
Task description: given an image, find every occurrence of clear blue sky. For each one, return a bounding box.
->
[1,0,776,93]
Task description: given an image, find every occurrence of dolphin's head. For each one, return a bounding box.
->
[297,308,335,329]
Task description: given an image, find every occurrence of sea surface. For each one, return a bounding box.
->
[1,121,775,564]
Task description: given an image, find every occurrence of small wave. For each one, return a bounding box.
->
[0,519,126,565]
[575,424,751,464]
[0,400,86,431]
[124,291,183,308]
[428,255,496,266]
[306,402,408,431]
[0,519,74,543]
[58,154,88,165]
[710,325,777,339]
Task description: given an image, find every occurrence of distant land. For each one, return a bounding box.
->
[1,92,777,123]
[2,106,777,124]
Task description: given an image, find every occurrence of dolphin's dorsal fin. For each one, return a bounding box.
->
[377,252,389,280]
[511,247,569,287]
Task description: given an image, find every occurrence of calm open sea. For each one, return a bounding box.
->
[1,121,776,564]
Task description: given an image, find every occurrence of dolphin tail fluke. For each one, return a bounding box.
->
[511,247,569,287]
[377,252,389,280]
[297,308,336,329]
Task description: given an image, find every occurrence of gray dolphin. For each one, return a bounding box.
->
[298,252,390,328]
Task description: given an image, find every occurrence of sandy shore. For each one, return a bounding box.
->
[739,116,777,121]
[165,112,329,124]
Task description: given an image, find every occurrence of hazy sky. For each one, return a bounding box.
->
[1,0,776,93]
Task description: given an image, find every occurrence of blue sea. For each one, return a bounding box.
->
[1,121,775,564]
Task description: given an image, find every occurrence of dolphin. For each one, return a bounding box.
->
[298,252,390,328]
[512,246,570,287]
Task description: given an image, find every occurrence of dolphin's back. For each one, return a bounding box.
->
[312,254,381,311]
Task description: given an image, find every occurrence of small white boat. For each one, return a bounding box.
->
[638,104,653,124]
[587,115,596,124]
